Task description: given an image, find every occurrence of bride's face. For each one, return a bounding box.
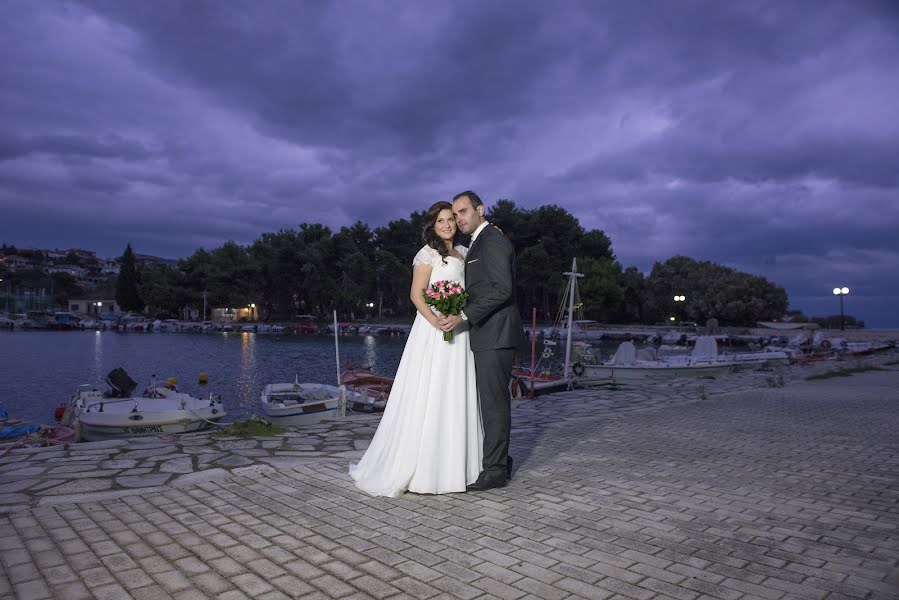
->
[434,208,456,241]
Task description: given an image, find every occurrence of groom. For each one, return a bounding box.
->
[440,191,524,491]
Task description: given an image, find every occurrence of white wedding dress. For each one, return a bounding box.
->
[349,244,483,497]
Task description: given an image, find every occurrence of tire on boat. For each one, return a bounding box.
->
[509,376,530,399]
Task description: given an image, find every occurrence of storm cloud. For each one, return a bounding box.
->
[2,0,897,325]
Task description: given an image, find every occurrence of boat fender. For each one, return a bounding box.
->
[821,340,832,349]
[511,376,531,399]
[572,362,585,377]
[53,403,67,421]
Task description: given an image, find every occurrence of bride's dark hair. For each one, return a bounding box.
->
[421,201,455,263]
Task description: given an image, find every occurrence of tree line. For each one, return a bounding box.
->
[106,201,791,327]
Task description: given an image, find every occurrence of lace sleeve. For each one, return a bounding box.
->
[412,245,437,267]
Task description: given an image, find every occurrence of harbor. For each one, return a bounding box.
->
[2,349,897,599]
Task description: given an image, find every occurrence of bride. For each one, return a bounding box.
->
[349,201,483,496]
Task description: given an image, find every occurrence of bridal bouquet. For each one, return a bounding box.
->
[423,280,468,342]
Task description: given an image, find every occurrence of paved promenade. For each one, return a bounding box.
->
[2,354,897,599]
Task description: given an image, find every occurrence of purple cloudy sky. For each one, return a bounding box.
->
[2,1,898,326]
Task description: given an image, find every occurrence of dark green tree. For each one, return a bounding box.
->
[50,273,83,308]
[578,257,625,322]
[115,243,144,312]
[644,256,788,326]
[139,264,189,317]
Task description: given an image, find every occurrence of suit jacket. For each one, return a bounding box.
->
[464,226,524,352]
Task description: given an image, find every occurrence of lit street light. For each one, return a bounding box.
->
[832,287,849,330]
[673,294,686,325]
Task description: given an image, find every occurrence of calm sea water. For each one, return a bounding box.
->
[0,330,410,424]
[0,329,575,425]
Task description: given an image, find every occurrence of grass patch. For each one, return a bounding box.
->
[213,416,285,438]
[806,366,886,381]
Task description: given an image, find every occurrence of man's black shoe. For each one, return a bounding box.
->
[466,475,508,492]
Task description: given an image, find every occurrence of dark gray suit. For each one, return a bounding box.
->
[464,225,524,478]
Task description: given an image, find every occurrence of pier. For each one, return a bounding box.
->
[2,352,898,599]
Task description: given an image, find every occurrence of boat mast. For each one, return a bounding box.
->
[334,310,347,416]
[563,258,584,380]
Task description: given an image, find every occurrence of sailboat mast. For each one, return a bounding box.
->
[562,258,583,379]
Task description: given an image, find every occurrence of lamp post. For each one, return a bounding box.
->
[674,294,686,324]
[832,287,849,330]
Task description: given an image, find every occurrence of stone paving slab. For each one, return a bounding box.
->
[0,354,897,599]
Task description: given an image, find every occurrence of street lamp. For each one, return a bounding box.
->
[832,287,849,330]
[249,303,256,321]
[673,294,686,324]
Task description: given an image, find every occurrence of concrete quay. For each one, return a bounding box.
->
[1,353,897,599]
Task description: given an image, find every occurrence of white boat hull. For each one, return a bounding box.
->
[662,352,791,371]
[78,416,220,441]
[72,387,227,442]
[582,361,735,382]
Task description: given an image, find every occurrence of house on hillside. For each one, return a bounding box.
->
[69,296,121,317]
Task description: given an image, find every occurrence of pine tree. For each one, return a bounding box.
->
[115,243,143,312]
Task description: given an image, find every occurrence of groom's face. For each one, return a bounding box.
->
[452,196,484,235]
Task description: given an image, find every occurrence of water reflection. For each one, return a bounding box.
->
[237,332,257,413]
[91,330,103,384]
[363,335,377,370]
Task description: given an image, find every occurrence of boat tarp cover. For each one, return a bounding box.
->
[106,368,138,397]
[1,423,41,439]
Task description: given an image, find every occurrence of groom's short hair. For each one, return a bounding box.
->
[453,190,483,209]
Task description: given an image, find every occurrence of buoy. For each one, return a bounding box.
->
[198,372,209,384]
[53,402,67,421]
[164,376,178,390]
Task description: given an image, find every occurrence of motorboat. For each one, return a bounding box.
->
[660,336,790,370]
[542,319,605,341]
[340,367,394,400]
[260,378,386,426]
[579,341,736,383]
[70,368,227,441]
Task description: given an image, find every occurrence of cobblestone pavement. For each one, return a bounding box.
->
[1,355,897,599]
